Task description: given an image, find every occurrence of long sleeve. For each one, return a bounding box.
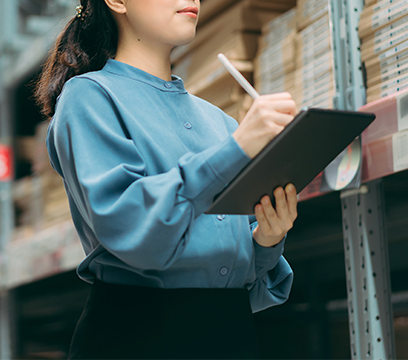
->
[247,216,294,313]
[47,77,251,272]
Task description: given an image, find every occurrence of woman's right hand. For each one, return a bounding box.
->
[232,92,297,159]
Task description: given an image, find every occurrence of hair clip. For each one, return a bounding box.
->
[76,5,83,18]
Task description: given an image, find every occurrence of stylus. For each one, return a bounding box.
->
[217,53,260,100]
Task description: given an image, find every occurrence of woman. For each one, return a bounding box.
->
[35,0,298,359]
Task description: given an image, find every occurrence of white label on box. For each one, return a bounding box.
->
[373,14,408,40]
[380,81,408,98]
[381,55,408,74]
[392,130,408,172]
[397,92,408,131]
[375,32,408,54]
[372,1,407,22]
[380,73,408,91]
[381,39,408,60]
[382,64,408,82]
[372,6,408,30]
[374,18,408,45]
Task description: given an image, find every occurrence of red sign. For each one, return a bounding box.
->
[0,145,13,181]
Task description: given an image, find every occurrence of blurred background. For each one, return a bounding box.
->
[0,0,408,359]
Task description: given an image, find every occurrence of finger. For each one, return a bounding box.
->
[274,187,289,219]
[254,202,272,233]
[256,98,296,116]
[269,112,295,127]
[262,92,293,101]
[271,100,297,116]
[260,195,278,227]
[285,184,298,219]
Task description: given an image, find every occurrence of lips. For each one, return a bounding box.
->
[177,6,199,15]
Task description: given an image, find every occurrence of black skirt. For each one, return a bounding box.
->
[67,279,261,359]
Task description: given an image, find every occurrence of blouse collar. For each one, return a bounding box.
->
[102,58,187,94]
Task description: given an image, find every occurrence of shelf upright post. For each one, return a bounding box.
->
[0,1,18,358]
[0,81,14,360]
[329,0,396,359]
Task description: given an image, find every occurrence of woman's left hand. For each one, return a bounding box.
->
[252,184,298,248]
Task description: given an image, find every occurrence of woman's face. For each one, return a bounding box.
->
[119,0,200,48]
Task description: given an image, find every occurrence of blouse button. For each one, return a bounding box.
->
[164,82,172,89]
[217,214,225,221]
[219,267,228,276]
[184,122,192,129]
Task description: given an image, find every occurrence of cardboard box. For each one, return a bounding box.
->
[300,88,335,108]
[171,0,282,65]
[367,62,408,87]
[364,38,408,71]
[367,75,408,102]
[173,32,258,83]
[359,0,408,39]
[16,136,36,164]
[367,80,408,103]
[296,0,328,31]
[296,31,331,68]
[256,72,296,95]
[255,32,296,79]
[361,14,408,48]
[293,51,333,88]
[261,8,297,41]
[367,53,408,81]
[292,71,333,100]
[185,59,253,95]
[361,21,408,62]
[255,9,298,87]
[195,78,246,109]
[223,94,254,123]
[197,0,296,28]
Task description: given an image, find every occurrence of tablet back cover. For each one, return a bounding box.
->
[205,108,375,215]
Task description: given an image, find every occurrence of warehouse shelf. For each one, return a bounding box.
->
[1,220,83,290]
[1,0,408,359]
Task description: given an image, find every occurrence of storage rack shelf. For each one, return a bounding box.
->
[1,0,408,359]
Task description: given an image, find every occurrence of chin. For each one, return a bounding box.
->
[172,29,197,47]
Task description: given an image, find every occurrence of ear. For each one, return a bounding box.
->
[104,0,127,15]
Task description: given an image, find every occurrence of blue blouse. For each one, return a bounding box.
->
[46,59,293,313]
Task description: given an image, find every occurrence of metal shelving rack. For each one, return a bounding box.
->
[0,0,405,359]
[330,0,396,358]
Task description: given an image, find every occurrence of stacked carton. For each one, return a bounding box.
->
[12,121,71,240]
[254,9,297,97]
[33,121,71,229]
[292,12,334,109]
[359,0,408,103]
[171,0,296,122]
[296,0,328,31]
[254,1,333,110]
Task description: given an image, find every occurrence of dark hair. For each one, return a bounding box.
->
[34,0,118,119]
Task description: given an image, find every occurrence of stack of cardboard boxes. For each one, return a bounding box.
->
[171,0,296,122]
[12,122,71,240]
[293,8,333,109]
[254,9,297,97]
[254,0,333,110]
[359,0,408,103]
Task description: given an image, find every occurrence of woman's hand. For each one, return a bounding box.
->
[252,184,298,248]
[232,93,297,159]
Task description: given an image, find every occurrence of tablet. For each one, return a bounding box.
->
[204,107,376,215]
